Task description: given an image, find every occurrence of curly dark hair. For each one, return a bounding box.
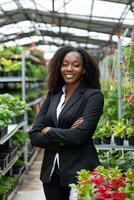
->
[47,46,101,92]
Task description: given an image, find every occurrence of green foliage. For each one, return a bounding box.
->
[31,48,45,60]
[98,149,134,171]
[96,165,122,179]
[26,60,48,79]
[0,93,30,116]
[102,81,118,121]
[0,57,21,72]
[0,175,18,195]
[0,45,23,57]
[122,44,134,80]
[126,125,134,137]
[70,169,95,200]
[12,130,29,147]
[93,118,112,139]
[15,159,25,167]
[0,104,14,128]
[112,119,126,137]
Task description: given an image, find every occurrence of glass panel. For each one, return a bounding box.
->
[19,0,36,9]
[93,0,126,19]
[35,0,52,11]
[0,0,11,4]
[1,1,17,11]
[123,10,134,25]
[56,0,92,15]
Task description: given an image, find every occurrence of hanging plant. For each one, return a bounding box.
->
[122,30,134,81]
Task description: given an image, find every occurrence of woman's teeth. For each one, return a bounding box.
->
[65,74,74,78]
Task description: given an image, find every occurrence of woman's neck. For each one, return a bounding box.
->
[65,82,80,99]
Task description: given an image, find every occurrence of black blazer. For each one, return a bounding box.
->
[29,84,104,186]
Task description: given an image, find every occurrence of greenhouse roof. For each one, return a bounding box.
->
[0,0,133,57]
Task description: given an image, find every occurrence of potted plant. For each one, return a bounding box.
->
[102,121,112,144]
[70,166,130,200]
[126,124,134,146]
[93,128,105,144]
[112,119,126,145]
[122,42,134,82]
[0,104,14,139]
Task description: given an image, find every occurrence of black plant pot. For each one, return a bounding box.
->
[2,147,17,162]
[93,138,102,144]
[103,136,111,144]
[12,114,24,124]
[114,136,124,146]
[0,127,8,139]
[0,153,9,170]
[128,136,134,146]
[0,193,7,200]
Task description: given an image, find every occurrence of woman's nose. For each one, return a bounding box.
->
[66,64,73,70]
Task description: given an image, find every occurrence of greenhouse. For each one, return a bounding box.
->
[0,0,134,200]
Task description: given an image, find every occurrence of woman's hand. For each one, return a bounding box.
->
[42,127,51,135]
[70,117,84,128]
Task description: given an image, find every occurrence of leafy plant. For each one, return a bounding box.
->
[0,175,18,196]
[98,149,134,171]
[70,167,133,200]
[0,104,14,128]
[126,125,134,137]
[0,93,30,116]
[122,43,134,81]
[12,130,29,147]
[112,119,126,137]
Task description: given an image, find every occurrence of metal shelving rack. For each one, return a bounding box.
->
[0,49,46,200]
[0,122,26,145]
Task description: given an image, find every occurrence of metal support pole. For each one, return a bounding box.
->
[22,49,28,171]
[117,36,122,120]
[22,50,28,129]
[117,28,129,120]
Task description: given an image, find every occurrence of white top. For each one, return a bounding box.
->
[49,85,66,178]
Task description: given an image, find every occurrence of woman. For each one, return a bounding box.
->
[29,46,104,200]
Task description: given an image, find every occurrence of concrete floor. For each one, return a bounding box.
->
[13,150,46,200]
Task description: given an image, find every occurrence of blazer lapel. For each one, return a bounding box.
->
[51,90,63,127]
[58,84,86,123]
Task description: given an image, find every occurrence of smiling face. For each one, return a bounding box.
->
[60,51,86,87]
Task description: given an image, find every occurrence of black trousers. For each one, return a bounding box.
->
[43,163,70,200]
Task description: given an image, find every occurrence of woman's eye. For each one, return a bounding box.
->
[73,64,80,67]
[62,63,67,67]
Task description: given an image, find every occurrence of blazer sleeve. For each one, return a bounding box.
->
[28,92,51,148]
[47,92,104,145]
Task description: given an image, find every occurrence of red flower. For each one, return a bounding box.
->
[96,185,113,199]
[91,172,106,185]
[109,178,126,189]
[127,94,134,103]
[114,191,126,200]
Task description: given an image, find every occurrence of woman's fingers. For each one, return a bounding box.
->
[71,117,84,128]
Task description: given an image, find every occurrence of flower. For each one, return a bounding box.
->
[96,185,113,199]
[109,178,126,189]
[91,171,106,185]
[114,191,126,200]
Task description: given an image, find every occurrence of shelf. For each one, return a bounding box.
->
[0,77,44,82]
[7,169,26,200]
[0,121,26,145]
[28,96,43,106]
[95,144,134,151]
[0,155,19,176]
